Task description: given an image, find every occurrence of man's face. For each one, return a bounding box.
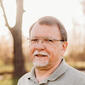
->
[29,23,67,68]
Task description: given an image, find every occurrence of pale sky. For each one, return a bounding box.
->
[0,0,82,38]
[23,0,76,37]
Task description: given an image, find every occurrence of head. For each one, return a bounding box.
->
[28,16,68,68]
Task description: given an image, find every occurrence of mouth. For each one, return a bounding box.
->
[33,50,49,58]
[35,54,47,57]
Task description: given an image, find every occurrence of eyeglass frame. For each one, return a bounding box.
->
[27,37,65,45]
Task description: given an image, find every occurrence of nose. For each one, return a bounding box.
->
[34,40,46,50]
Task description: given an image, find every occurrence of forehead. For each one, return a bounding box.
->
[30,23,61,39]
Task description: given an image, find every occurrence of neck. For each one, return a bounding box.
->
[35,59,62,82]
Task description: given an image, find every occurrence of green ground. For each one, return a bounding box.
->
[0,62,32,85]
[0,74,18,85]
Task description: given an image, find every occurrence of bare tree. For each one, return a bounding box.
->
[0,0,26,78]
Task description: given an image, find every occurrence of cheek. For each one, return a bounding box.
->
[56,46,64,57]
[48,45,61,59]
[29,45,35,60]
[48,45,58,55]
[46,46,57,62]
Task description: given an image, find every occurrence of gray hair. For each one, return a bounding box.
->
[29,16,67,41]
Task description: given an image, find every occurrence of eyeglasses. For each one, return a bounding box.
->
[28,38,64,44]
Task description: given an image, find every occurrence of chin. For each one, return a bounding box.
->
[33,61,49,67]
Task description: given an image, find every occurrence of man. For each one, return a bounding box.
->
[18,16,85,85]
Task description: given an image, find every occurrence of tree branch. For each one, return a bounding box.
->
[0,0,12,31]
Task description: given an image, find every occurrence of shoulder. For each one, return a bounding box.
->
[67,65,85,76]
[20,72,31,79]
[17,72,31,85]
[66,64,85,84]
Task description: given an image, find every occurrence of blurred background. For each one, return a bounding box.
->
[0,0,85,85]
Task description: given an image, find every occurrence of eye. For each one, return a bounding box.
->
[31,39,38,42]
[49,39,53,42]
[45,39,53,43]
[48,39,53,42]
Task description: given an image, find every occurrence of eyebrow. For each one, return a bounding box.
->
[30,36,62,40]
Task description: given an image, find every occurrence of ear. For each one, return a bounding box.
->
[62,41,68,51]
[60,41,68,57]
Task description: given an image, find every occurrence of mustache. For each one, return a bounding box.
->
[33,50,49,57]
